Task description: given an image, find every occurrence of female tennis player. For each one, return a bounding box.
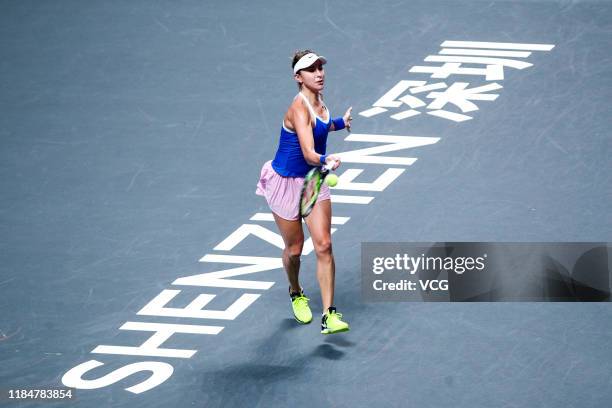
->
[256,49,352,334]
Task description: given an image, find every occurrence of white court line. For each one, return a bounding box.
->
[409,83,448,94]
[391,110,421,120]
[424,55,532,69]
[439,48,531,58]
[441,40,554,51]
[427,110,472,122]
[398,94,427,107]
[359,107,387,117]
[331,195,374,204]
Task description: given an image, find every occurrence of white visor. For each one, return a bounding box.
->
[293,53,327,74]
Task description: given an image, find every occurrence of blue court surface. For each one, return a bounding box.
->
[1,0,611,407]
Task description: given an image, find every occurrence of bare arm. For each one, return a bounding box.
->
[330,106,353,132]
[291,102,323,166]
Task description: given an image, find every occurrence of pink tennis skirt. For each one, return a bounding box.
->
[256,160,331,221]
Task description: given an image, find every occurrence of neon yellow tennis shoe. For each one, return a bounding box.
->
[290,288,312,324]
[321,307,350,334]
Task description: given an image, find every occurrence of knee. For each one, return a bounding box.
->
[314,239,332,257]
[285,242,304,259]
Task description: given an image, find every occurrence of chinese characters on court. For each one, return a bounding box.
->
[359,41,555,123]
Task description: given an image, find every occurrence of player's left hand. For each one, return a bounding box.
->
[327,154,342,171]
[343,107,352,132]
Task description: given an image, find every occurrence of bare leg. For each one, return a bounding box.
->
[272,213,304,293]
[304,199,334,313]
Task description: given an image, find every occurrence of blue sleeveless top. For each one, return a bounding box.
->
[271,93,331,177]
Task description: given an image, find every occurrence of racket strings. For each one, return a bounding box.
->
[300,172,321,215]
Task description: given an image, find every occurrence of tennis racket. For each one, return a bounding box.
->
[299,160,336,218]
